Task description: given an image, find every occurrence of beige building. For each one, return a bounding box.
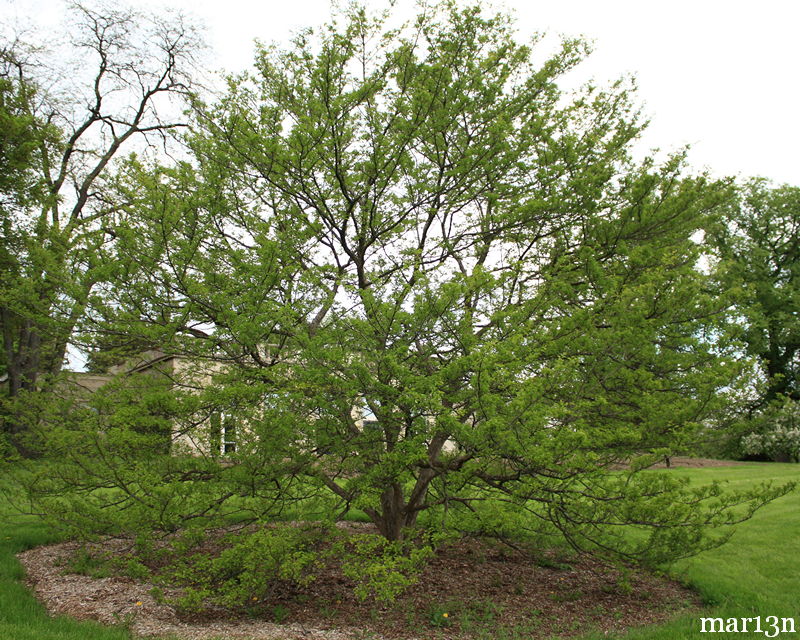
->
[61,350,232,455]
[59,349,454,457]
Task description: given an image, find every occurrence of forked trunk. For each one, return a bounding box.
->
[366,480,429,541]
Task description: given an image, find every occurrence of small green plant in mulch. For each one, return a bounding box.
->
[336,531,445,604]
[117,555,150,581]
[426,603,454,628]
[548,588,583,603]
[423,598,502,632]
[271,603,290,624]
[616,567,634,594]
[152,524,447,613]
[110,610,138,630]
[62,547,112,579]
[165,524,326,612]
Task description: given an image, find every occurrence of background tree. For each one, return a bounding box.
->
[0,3,200,455]
[0,63,59,377]
[83,332,160,374]
[707,179,800,408]
[703,180,800,459]
[22,3,790,598]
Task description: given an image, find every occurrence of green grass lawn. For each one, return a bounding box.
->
[1,463,798,640]
[585,463,800,640]
[0,480,134,640]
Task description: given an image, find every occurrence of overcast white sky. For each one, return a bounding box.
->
[4,0,796,371]
[6,0,800,184]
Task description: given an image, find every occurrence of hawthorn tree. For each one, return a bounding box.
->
[0,2,200,455]
[25,2,790,584]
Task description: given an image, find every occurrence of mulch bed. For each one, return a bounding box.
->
[646,456,746,468]
[18,523,700,640]
[269,533,699,639]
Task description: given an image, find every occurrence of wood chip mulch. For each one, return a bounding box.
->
[17,526,701,640]
[18,539,355,639]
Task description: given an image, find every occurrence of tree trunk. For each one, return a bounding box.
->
[363,483,418,541]
[375,483,407,541]
[366,471,435,541]
[2,316,49,457]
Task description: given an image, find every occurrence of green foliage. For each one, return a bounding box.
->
[0,4,199,457]
[15,1,794,603]
[12,370,221,537]
[706,179,800,407]
[426,603,455,628]
[1,463,800,639]
[122,556,151,581]
[703,179,800,458]
[337,531,440,603]
[0,470,134,640]
[0,64,58,221]
[61,547,112,579]
[166,524,327,610]
[157,524,443,609]
[270,603,290,624]
[0,54,63,452]
[425,598,501,630]
[740,397,800,462]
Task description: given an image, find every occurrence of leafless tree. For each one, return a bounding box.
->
[0,1,203,455]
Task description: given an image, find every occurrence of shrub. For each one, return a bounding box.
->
[741,398,800,462]
[166,524,328,610]
[336,531,444,603]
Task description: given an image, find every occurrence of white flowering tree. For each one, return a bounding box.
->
[742,398,800,462]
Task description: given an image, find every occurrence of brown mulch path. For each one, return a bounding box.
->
[648,456,746,468]
[610,456,748,470]
[18,528,701,640]
[18,538,356,639]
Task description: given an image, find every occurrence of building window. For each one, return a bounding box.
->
[210,412,222,455]
[210,412,237,455]
[223,416,237,454]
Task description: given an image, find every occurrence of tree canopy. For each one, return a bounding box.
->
[707,179,800,407]
[0,2,201,455]
[700,180,800,461]
[12,2,793,607]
